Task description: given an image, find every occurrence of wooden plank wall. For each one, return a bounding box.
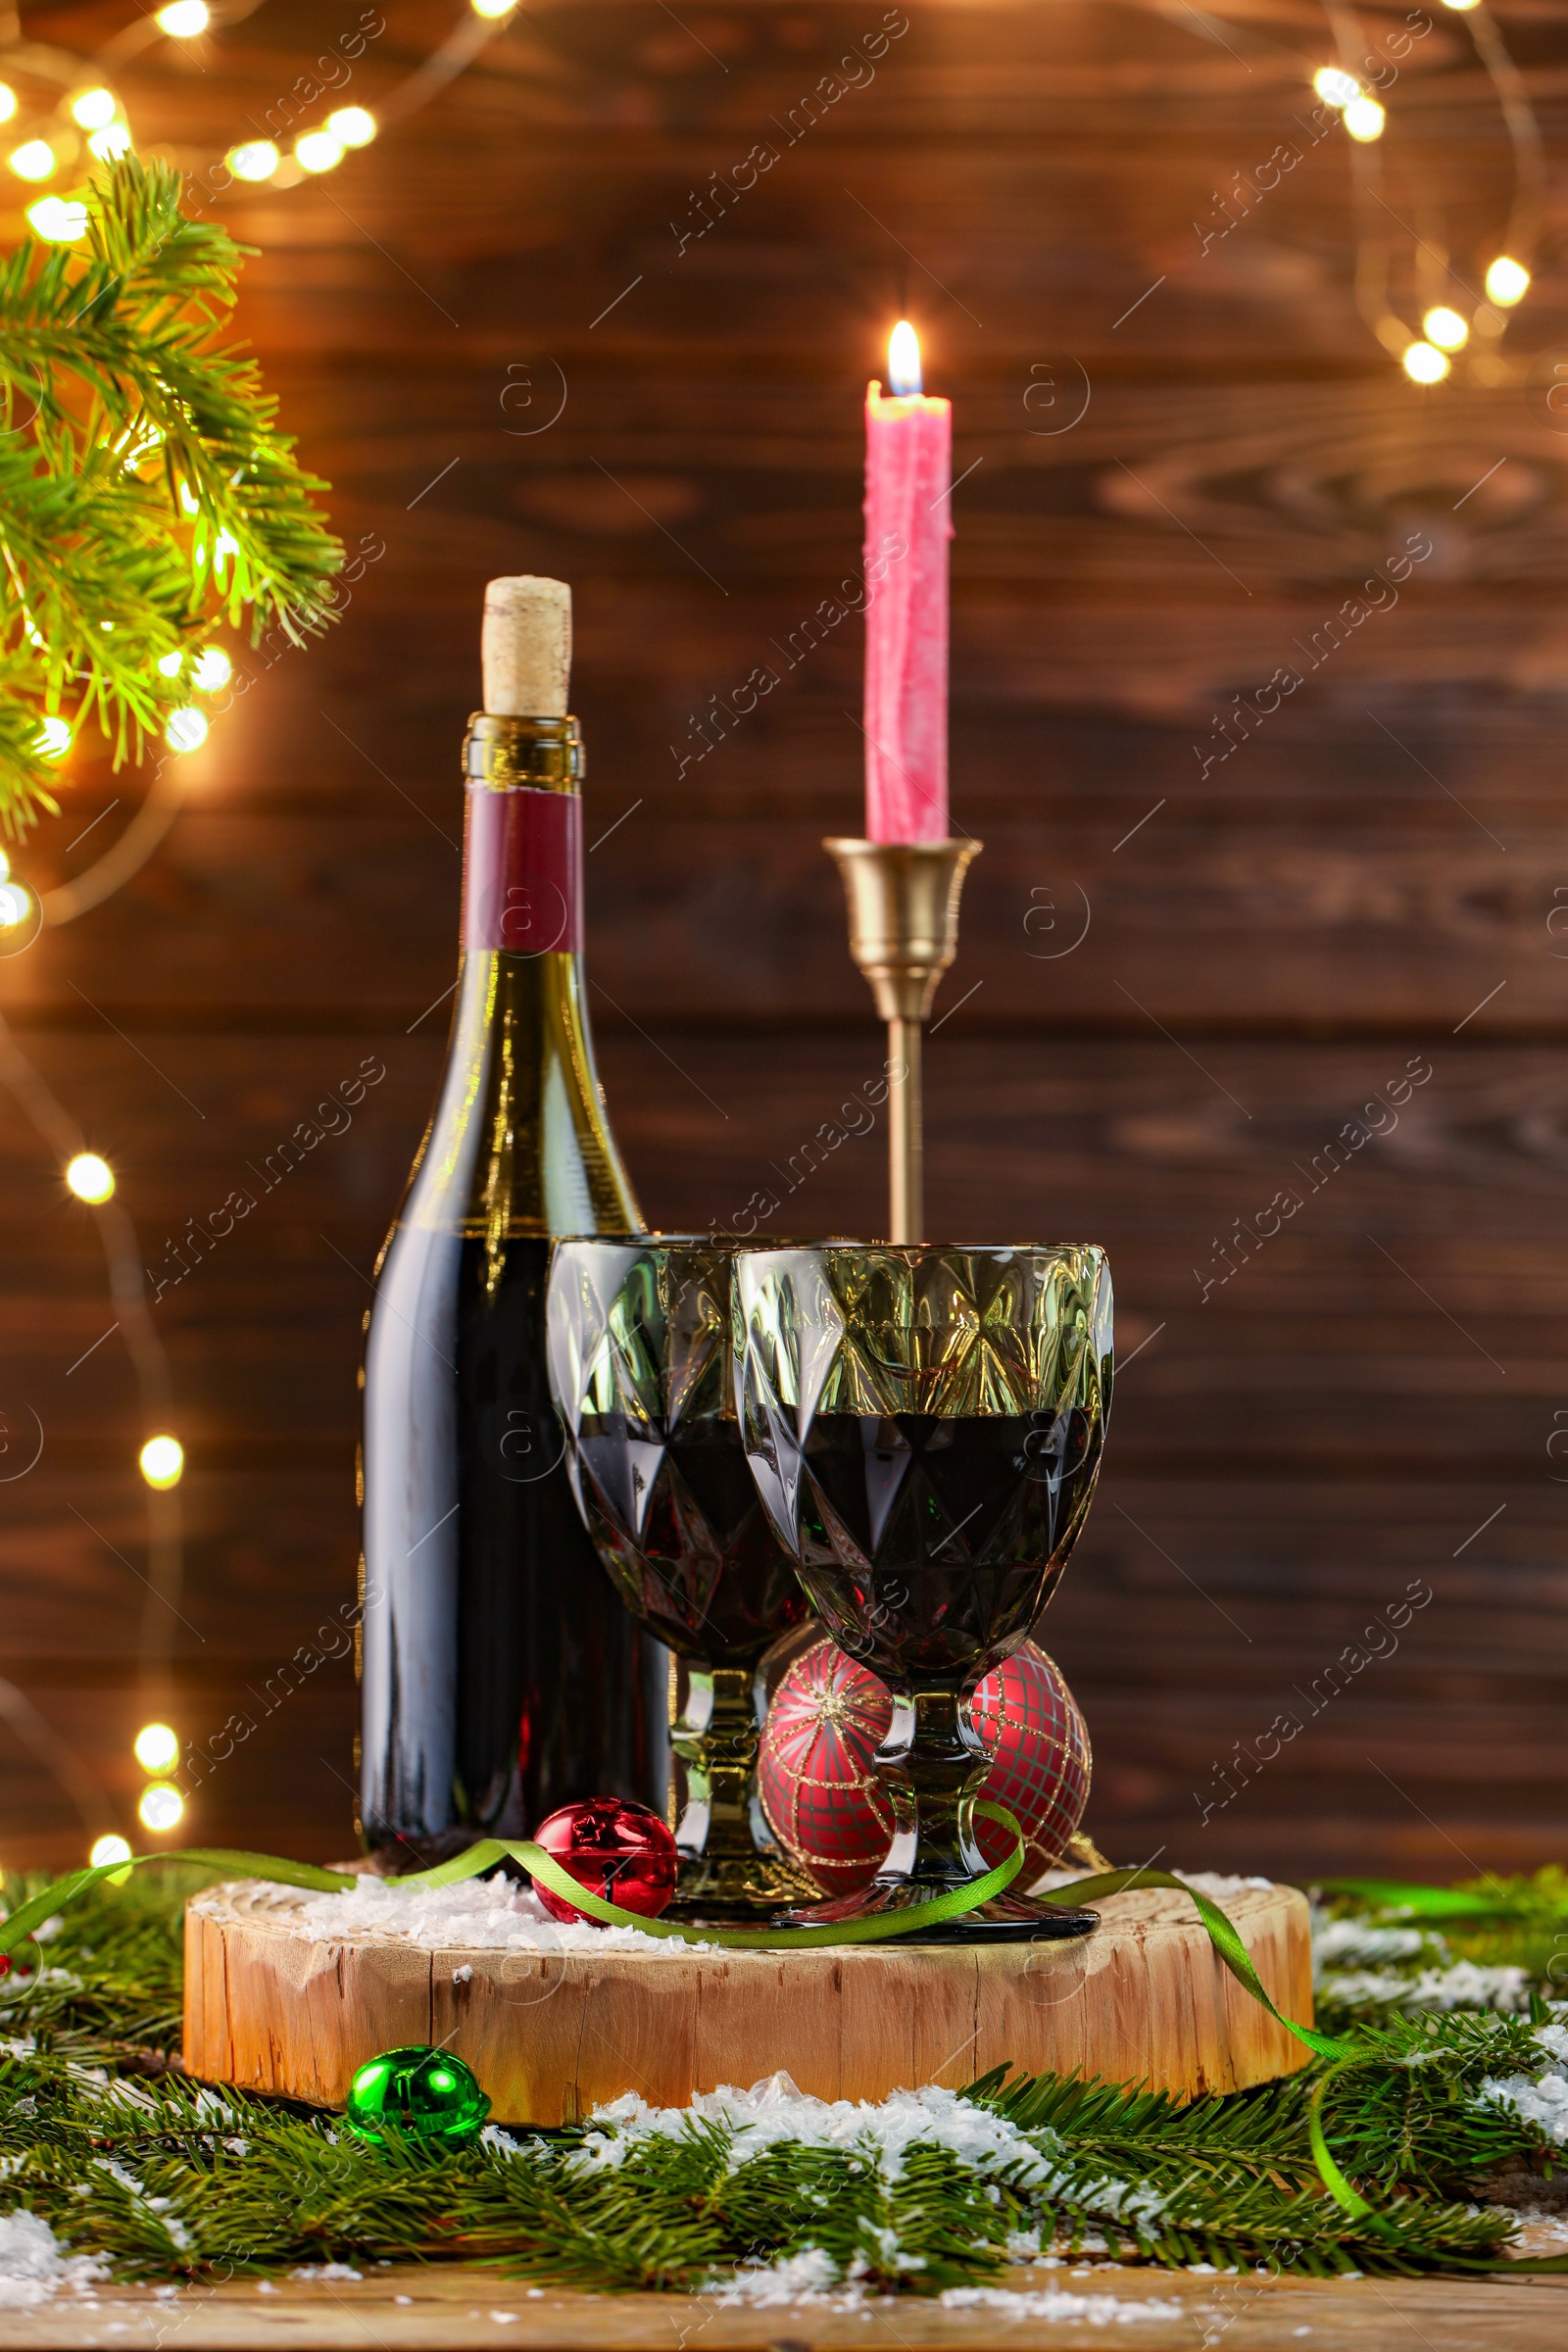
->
[3,0,1566,1880]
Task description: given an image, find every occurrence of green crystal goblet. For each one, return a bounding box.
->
[546,1237,814,1920]
[735,1242,1112,1942]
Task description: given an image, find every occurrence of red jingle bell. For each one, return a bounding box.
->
[530,1797,679,1925]
[758,1636,1092,1896]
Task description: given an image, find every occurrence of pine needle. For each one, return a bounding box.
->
[0,156,339,830]
[0,1866,1562,2293]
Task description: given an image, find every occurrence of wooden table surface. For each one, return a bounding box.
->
[10,2262,1568,2352]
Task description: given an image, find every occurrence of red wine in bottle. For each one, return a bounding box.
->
[360,576,663,1864]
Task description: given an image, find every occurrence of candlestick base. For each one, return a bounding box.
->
[824,838,982,1245]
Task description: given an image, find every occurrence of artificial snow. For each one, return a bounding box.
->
[1479,2019,1568,2144]
[0,2211,108,2310]
[941,2285,1187,2325]
[704,2249,852,2303]
[220,1875,713,1956]
[1320,1962,1531,2017]
[575,2071,1064,2184]
[1310,1919,1430,1975]
[704,2252,1183,2323]
[1170,1872,1275,1898]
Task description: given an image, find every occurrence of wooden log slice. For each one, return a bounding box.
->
[183,1878,1312,2126]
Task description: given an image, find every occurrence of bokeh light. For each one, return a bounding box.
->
[139,1434,185,1489]
[10,141,57,182]
[138,1784,184,1832]
[134,1723,180,1772]
[72,89,118,131]
[1402,341,1449,384]
[1344,97,1386,142]
[66,1152,115,1203]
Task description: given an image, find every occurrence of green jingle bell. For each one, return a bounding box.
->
[344,2045,491,2148]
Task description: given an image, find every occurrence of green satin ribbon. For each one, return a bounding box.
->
[0,1802,1037,1960]
[1316,1877,1568,1922]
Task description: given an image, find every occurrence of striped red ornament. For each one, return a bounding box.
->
[758,1635,1092,1896]
[757,1639,896,1895]
[966,1643,1093,1876]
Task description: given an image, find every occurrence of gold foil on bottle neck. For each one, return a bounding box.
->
[464,712,583,795]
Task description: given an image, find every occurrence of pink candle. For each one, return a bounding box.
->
[862,320,951,843]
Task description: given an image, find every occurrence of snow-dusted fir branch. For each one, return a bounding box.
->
[1,1865,1566,2299]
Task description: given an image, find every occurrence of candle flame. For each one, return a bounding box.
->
[887,319,922,396]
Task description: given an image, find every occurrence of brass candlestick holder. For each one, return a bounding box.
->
[824,838,983,1243]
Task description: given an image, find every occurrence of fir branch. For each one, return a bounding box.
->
[0,154,339,829]
[0,1867,1560,2295]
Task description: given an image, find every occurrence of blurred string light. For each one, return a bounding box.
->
[228,139,278,182]
[1403,341,1450,384]
[295,128,344,175]
[328,107,376,149]
[138,1436,184,1491]
[66,1152,115,1203]
[0,0,541,1871]
[1423,305,1468,352]
[1313,66,1359,108]
[138,1783,184,1831]
[134,1722,178,1773]
[1293,0,1544,386]
[27,195,87,241]
[1,0,511,232]
[166,707,208,753]
[9,139,55,181]
[0,998,190,1822]
[70,88,117,130]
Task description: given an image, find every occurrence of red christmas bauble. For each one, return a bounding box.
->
[530,1798,679,1925]
[966,1643,1093,1877]
[759,1637,1092,1896]
[757,1640,897,1896]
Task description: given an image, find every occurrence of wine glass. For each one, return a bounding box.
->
[546,1237,814,1919]
[735,1243,1112,1941]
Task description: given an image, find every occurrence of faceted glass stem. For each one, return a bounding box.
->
[670,1663,810,1918]
[871,1683,990,1889]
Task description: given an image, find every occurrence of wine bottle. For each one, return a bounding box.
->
[359,575,663,1864]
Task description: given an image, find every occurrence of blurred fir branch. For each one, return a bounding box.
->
[0,155,340,832]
